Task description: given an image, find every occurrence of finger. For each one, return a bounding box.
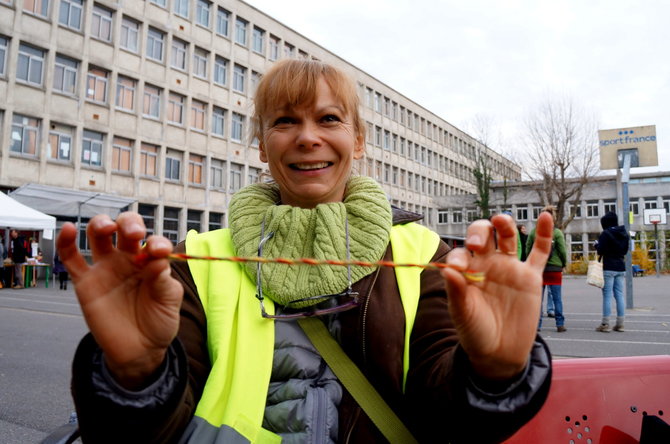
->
[491,214,518,256]
[143,235,174,260]
[465,219,495,255]
[56,222,90,281]
[87,215,118,262]
[115,212,148,253]
[526,212,555,272]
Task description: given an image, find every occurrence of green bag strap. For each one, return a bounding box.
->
[297,317,419,444]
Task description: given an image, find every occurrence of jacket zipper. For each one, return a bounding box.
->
[313,385,328,444]
[343,267,381,443]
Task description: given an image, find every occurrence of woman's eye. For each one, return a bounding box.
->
[322,114,341,123]
[273,117,294,126]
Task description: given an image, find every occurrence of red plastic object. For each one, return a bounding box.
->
[504,355,670,444]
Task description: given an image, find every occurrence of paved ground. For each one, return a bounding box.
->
[0,274,668,442]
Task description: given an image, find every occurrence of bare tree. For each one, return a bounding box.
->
[522,95,600,230]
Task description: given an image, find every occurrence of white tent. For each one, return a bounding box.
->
[0,192,56,231]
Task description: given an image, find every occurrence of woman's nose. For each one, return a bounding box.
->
[295,121,321,148]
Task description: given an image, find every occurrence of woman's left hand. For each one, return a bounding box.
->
[441,212,554,380]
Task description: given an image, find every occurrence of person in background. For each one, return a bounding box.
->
[10,229,28,289]
[0,234,6,289]
[57,59,555,443]
[501,211,523,260]
[517,224,529,261]
[527,206,567,332]
[53,252,69,290]
[594,211,630,332]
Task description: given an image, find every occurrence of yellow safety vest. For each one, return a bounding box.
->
[185,222,440,443]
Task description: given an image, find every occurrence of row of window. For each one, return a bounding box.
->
[365,159,468,197]
[8,111,262,191]
[438,199,670,225]
[362,85,513,177]
[1,32,261,107]
[366,123,476,179]
[6,0,312,67]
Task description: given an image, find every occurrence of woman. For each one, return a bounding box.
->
[517,224,529,261]
[526,206,567,332]
[57,59,555,443]
[595,211,629,332]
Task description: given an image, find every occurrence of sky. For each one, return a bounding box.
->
[245,0,670,174]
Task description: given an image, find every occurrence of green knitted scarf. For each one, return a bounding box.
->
[228,176,392,308]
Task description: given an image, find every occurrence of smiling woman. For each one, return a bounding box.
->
[58,58,556,443]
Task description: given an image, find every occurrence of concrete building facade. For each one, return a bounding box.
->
[436,171,670,269]
[0,0,520,249]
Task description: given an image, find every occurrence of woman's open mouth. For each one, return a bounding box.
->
[290,162,332,171]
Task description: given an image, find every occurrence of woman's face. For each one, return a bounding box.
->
[520,225,528,235]
[259,77,364,208]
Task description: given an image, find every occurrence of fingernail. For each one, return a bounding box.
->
[467,234,482,247]
[449,256,467,270]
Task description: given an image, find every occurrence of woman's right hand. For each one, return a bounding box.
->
[57,212,183,389]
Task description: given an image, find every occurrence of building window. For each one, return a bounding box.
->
[438,210,448,225]
[269,35,279,61]
[167,92,184,125]
[452,211,463,223]
[81,129,104,167]
[374,126,381,147]
[252,26,264,54]
[48,124,73,161]
[212,106,225,137]
[229,162,242,192]
[59,0,83,30]
[604,201,617,214]
[188,154,203,185]
[140,142,158,176]
[146,27,165,62]
[163,207,180,243]
[630,202,639,216]
[143,84,161,119]
[23,0,49,17]
[383,130,390,150]
[209,212,224,231]
[187,210,202,232]
[0,36,7,77]
[86,67,108,103]
[120,17,140,53]
[193,47,208,78]
[53,54,78,95]
[250,70,260,94]
[11,114,40,156]
[210,158,224,189]
[644,199,658,210]
[174,0,189,18]
[248,166,260,185]
[190,99,206,131]
[232,64,245,93]
[231,112,244,142]
[91,5,113,42]
[586,201,599,218]
[171,38,187,71]
[216,7,230,37]
[149,0,166,7]
[196,0,210,27]
[165,149,182,181]
[115,76,136,111]
[235,17,247,46]
[17,43,45,86]
[516,208,528,221]
[112,136,132,172]
[213,55,227,85]
[283,42,294,58]
[138,204,156,237]
[532,206,543,220]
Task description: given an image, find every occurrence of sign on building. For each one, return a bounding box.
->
[598,125,658,170]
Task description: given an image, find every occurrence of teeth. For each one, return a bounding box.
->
[293,162,329,170]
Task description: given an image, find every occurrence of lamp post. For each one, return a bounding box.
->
[76,193,101,249]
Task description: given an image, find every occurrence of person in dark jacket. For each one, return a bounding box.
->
[10,229,28,288]
[595,211,630,332]
[56,59,556,443]
[53,253,69,290]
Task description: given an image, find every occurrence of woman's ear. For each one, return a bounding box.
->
[259,141,268,163]
[353,135,365,160]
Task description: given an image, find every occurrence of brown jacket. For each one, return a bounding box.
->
[72,216,551,443]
